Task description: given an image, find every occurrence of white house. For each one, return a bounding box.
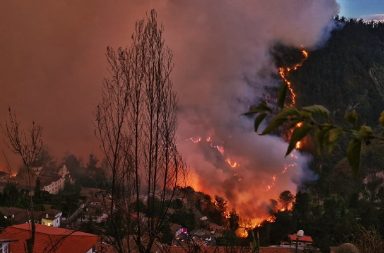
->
[42,165,71,194]
[40,209,63,227]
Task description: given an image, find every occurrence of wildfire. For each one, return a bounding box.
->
[184,50,308,230]
[279,49,309,150]
[238,214,279,230]
[278,49,309,106]
[187,133,297,230]
[235,227,249,238]
[187,135,239,167]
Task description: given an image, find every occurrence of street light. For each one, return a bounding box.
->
[295,230,304,253]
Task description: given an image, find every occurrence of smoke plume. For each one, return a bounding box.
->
[0,0,338,219]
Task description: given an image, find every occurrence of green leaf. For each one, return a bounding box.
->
[244,101,271,116]
[327,127,343,143]
[314,127,327,154]
[278,84,288,109]
[261,108,300,135]
[302,105,330,117]
[379,111,384,127]
[254,113,267,133]
[326,127,343,153]
[347,138,361,174]
[358,125,373,139]
[285,123,312,156]
[344,110,358,125]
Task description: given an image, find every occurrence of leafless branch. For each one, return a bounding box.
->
[96,9,185,253]
[4,108,43,253]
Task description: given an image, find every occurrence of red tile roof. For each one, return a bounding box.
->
[288,234,313,243]
[136,246,297,253]
[0,223,99,253]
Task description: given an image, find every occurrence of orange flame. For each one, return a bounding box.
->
[278,49,309,107]
[184,50,308,229]
[235,227,249,238]
[279,49,309,150]
[225,158,240,168]
[186,134,298,229]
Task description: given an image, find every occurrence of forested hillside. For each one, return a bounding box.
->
[295,18,384,125]
[260,18,384,252]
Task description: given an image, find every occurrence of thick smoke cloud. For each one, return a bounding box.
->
[165,0,339,218]
[0,0,338,217]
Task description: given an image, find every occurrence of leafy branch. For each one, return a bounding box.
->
[246,85,384,174]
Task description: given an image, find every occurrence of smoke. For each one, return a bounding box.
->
[0,0,338,218]
[163,0,339,219]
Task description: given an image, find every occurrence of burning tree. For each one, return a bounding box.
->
[96,10,185,253]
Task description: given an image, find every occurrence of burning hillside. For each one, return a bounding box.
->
[0,0,338,232]
[181,48,310,228]
[172,0,336,230]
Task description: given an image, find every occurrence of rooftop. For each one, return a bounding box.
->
[288,234,313,243]
[0,223,99,253]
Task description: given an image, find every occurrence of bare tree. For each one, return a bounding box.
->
[4,108,43,253]
[97,10,185,253]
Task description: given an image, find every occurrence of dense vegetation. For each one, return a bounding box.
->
[258,18,384,252]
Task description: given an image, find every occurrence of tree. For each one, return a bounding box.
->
[96,9,185,253]
[247,83,384,175]
[4,108,43,253]
[278,190,294,211]
[34,177,41,204]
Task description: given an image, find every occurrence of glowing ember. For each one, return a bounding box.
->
[189,137,202,143]
[225,158,240,168]
[188,135,239,165]
[294,122,304,149]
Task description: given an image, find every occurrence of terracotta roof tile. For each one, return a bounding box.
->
[288,234,313,243]
[0,223,99,253]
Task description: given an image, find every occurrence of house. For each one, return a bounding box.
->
[39,209,62,227]
[287,233,313,249]
[41,165,72,194]
[16,164,72,194]
[0,223,99,253]
[80,187,109,223]
[0,207,63,228]
[42,175,66,194]
[0,239,16,253]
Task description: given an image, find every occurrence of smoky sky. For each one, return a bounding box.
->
[1,0,338,216]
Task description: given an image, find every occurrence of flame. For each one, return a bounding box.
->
[225,158,239,168]
[235,227,249,238]
[279,49,309,151]
[189,135,239,167]
[183,50,308,229]
[186,170,202,189]
[294,122,304,149]
[186,134,297,229]
[278,49,309,106]
[189,137,202,143]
